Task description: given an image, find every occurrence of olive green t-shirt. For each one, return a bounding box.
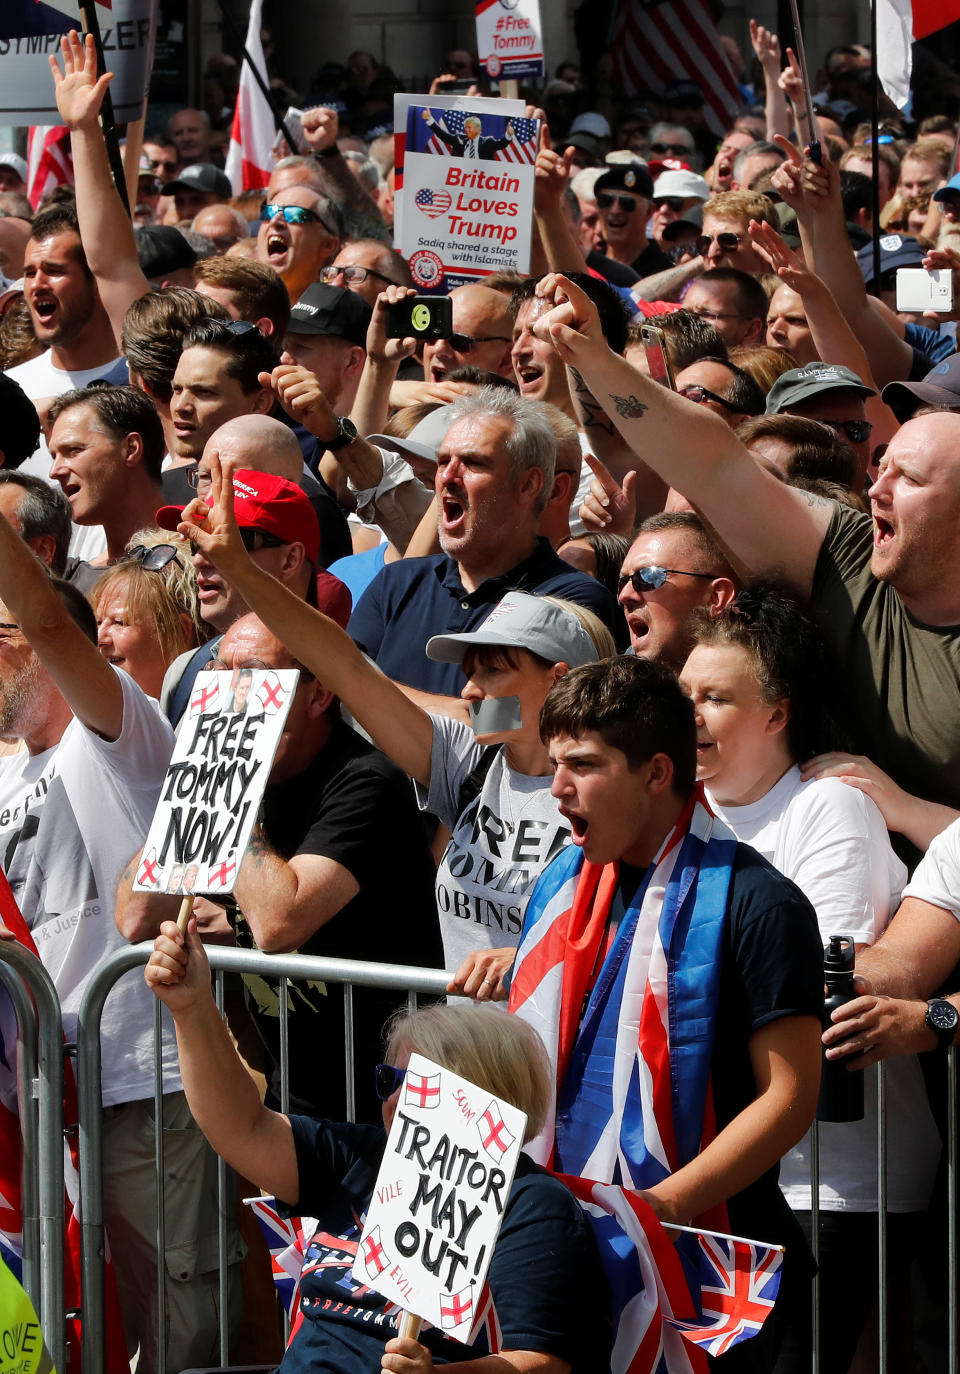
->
[811,503,960,813]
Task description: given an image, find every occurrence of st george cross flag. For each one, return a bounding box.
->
[404,1069,441,1109]
[477,1102,516,1163]
[225,0,275,193]
[664,1231,783,1358]
[610,0,739,138]
[877,0,960,108]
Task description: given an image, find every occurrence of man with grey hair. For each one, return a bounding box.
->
[348,387,618,693]
[0,470,71,575]
[732,140,787,191]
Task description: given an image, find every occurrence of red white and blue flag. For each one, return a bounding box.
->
[664,1231,783,1357]
[225,0,275,193]
[415,188,452,218]
[413,108,539,165]
[244,1195,314,1323]
[26,125,73,210]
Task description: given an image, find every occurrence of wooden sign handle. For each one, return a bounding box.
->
[176,894,195,933]
[399,1311,422,1341]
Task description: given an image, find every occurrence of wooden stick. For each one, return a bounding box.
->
[398,1311,422,1341]
[176,894,195,933]
[499,79,520,101]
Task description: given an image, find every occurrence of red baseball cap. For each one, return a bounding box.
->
[157,468,321,564]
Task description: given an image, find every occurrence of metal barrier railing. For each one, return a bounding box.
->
[0,941,66,1374]
[75,942,452,1373]
[4,934,958,1374]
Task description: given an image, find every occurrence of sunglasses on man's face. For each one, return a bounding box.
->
[618,565,716,594]
[597,192,640,214]
[695,232,742,255]
[374,1064,406,1101]
[653,197,686,213]
[820,417,873,445]
[650,142,689,155]
[680,384,741,413]
[260,203,335,236]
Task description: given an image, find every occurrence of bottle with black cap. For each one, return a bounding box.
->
[818,934,864,1123]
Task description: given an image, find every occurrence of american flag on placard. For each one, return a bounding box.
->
[26,125,73,210]
[611,0,739,137]
[423,108,539,165]
[664,1231,783,1357]
[415,187,452,217]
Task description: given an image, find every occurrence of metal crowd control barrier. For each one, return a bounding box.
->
[0,941,66,1374]
[76,943,452,1374]
[7,932,959,1374]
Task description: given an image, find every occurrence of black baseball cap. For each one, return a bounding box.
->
[134,226,198,280]
[595,162,654,200]
[857,233,925,285]
[286,283,372,346]
[161,163,232,198]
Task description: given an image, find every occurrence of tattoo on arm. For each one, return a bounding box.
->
[569,366,615,434]
[609,392,648,419]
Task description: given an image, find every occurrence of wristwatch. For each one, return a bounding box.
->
[924,998,959,1050]
[325,416,359,451]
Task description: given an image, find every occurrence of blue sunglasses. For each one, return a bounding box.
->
[374,1064,406,1101]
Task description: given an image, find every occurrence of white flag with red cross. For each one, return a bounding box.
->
[477,1102,516,1164]
[137,848,160,889]
[190,677,221,716]
[257,670,289,715]
[404,1070,441,1111]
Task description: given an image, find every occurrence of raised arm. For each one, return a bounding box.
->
[350,285,419,439]
[146,919,300,1203]
[533,125,590,277]
[50,31,150,345]
[301,106,391,244]
[0,511,124,739]
[177,453,436,785]
[537,273,832,592]
[749,20,791,141]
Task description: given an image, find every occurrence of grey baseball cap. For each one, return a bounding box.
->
[766,364,876,414]
[161,163,232,198]
[367,405,457,465]
[426,591,600,667]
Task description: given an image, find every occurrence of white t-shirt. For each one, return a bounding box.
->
[7,349,128,560]
[0,670,180,1105]
[902,816,960,917]
[418,713,571,974]
[710,766,940,1213]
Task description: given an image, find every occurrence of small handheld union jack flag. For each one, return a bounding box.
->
[477,1102,515,1163]
[665,1231,783,1356]
[415,187,452,217]
[404,1070,441,1109]
[190,677,220,716]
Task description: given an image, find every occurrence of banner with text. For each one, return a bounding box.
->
[0,0,156,125]
[133,668,298,897]
[475,0,544,82]
[395,98,537,292]
[352,1052,525,1339]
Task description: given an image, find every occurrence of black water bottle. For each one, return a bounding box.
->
[817,934,864,1123]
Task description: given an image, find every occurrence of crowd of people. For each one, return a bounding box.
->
[2,15,960,1374]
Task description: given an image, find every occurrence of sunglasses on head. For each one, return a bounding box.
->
[695,232,742,255]
[597,191,639,213]
[374,1064,406,1101]
[321,264,396,287]
[260,202,336,235]
[618,565,716,593]
[122,543,182,572]
[820,417,873,445]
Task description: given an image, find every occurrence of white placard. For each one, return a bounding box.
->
[133,668,298,896]
[475,0,544,82]
[352,1052,526,1341]
[394,97,538,292]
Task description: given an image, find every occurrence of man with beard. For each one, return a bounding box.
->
[0,511,240,1373]
[347,388,618,695]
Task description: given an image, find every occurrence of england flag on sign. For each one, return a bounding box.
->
[257,670,288,715]
[190,677,220,716]
[137,849,160,889]
[404,1070,440,1109]
[440,1284,474,1331]
[477,1102,515,1163]
[208,857,237,891]
[665,1231,783,1356]
[361,1225,391,1278]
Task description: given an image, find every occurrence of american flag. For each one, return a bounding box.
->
[415,188,452,218]
[26,125,72,210]
[664,1232,783,1357]
[422,108,539,165]
[611,0,740,138]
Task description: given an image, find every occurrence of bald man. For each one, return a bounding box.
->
[422,283,515,383]
[191,204,249,255]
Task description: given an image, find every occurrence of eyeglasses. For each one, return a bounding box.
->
[260,202,337,237]
[653,197,686,213]
[618,565,717,594]
[374,1064,406,1101]
[321,264,396,288]
[448,332,512,352]
[597,192,640,213]
[122,543,182,571]
[688,306,742,323]
[680,384,741,412]
[820,418,874,444]
[695,232,742,256]
[650,142,690,155]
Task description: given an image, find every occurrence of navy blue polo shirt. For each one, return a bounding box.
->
[348,538,619,695]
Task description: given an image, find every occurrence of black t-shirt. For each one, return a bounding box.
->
[278,1116,611,1374]
[234,722,443,1122]
[630,240,673,279]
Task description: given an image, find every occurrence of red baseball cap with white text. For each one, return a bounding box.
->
[156,468,321,565]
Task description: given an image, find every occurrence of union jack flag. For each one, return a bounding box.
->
[664,1232,782,1357]
[415,188,452,217]
[244,1196,316,1322]
[419,108,539,165]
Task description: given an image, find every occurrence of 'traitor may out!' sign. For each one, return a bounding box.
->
[352,1052,526,1340]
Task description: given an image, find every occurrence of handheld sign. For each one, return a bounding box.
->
[352,1052,526,1341]
[133,668,298,897]
[395,95,538,293]
[475,0,544,83]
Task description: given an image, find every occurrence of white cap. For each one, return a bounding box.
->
[0,153,27,184]
[652,169,710,202]
[426,591,600,667]
[570,112,611,140]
